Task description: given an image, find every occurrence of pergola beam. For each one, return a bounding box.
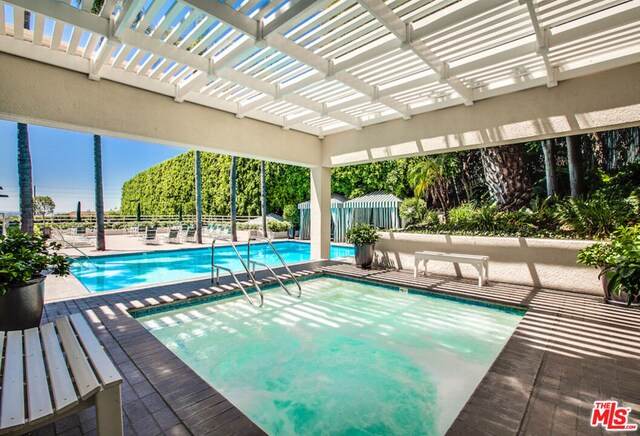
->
[520,0,556,87]
[182,0,410,118]
[262,0,333,39]
[357,0,473,106]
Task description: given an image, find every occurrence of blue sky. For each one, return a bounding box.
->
[0,120,185,213]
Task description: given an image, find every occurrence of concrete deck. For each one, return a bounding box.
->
[32,263,640,436]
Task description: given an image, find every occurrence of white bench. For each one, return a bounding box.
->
[414,251,489,287]
[0,314,123,436]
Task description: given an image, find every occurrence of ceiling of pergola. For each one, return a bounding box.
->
[1,0,639,138]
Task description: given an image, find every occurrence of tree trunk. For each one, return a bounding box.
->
[93,135,106,251]
[230,156,237,242]
[458,152,473,201]
[260,161,267,237]
[195,151,203,244]
[566,135,586,198]
[17,123,34,234]
[481,144,533,210]
[541,139,557,199]
[591,132,607,170]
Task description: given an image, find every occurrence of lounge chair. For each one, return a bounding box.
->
[140,228,157,245]
[162,228,180,244]
[180,228,196,242]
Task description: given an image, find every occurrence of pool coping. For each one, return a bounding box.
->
[38,260,640,435]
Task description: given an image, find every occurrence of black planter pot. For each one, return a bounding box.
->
[0,277,45,331]
[354,243,375,269]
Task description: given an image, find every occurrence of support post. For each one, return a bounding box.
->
[310,166,331,260]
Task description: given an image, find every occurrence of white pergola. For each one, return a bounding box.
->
[1,0,639,257]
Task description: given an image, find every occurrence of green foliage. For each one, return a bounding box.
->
[346,223,380,245]
[399,197,427,224]
[556,193,633,240]
[33,196,55,221]
[598,226,640,305]
[0,232,72,295]
[282,204,299,226]
[121,151,310,216]
[577,243,613,268]
[332,159,412,199]
[267,221,291,232]
[237,223,260,230]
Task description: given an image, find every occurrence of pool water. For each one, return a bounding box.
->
[71,241,353,293]
[138,276,523,435]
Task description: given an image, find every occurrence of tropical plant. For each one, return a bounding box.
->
[0,232,71,295]
[577,242,613,268]
[33,196,55,224]
[17,123,34,234]
[408,155,454,217]
[481,143,533,210]
[594,225,640,306]
[94,135,106,251]
[399,197,427,225]
[346,223,379,245]
[557,193,631,240]
[267,220,291,232]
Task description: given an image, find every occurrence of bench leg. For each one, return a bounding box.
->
[484,259,489,285]
[472,263,484,287]
[96,384,123,436]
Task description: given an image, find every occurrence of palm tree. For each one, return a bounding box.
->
[481,144,532,210]
[194,150,203,244]
[230,156,237,242]
[260,161,267,236]
[94,135,106,250]
[566,135,586,198]
[541,139,557,199]
[408,155,451,219]
[17,123,34,234]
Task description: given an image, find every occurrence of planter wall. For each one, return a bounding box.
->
[374,232,601,295]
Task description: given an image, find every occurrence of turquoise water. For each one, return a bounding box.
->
[71,242,353,293]
[138,276,523,435]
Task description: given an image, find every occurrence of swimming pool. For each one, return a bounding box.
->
[137,276,523,435]
[71,241,354,293]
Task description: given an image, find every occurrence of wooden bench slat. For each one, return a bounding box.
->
[0,331,25,431]
[69,314,122,388]
[24,328,54,423]
[41,323,78,413]
[416,251,488,260]
[55,318,101,401]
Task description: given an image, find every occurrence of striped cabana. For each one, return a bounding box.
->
[298,195,348,242]
[344,191,402,230]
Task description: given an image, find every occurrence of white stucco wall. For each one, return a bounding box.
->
[374,232,602,295]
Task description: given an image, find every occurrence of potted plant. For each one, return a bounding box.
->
[0,232,72,330]
[578,225,640,306]
[346,223,380,269]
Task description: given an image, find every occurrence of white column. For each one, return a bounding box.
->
[310,166,331,259]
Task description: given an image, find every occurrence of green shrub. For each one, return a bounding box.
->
[346,223,379,245]
[238,223,260,230]
[557,193,631,240]
[267,221,291,232]
[424,210,439,226]
[283,204,300,226]
[399,198,427,225]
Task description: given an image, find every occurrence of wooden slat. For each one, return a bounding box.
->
[40,323,78,413]
[24,328,53,423]
[0,331,25,431]
[50,20,64,50]
[0,1,6,36]
[70,313,122,388]
[55,318,100,401]
[67,27,83,55]
[12,6,24,41]
[33,12,45,46]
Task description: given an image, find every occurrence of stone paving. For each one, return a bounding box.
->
[32,262,640,436]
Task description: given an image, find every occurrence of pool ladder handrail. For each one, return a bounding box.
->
[247,236,302,298]
[52,228,92,264]
[211,236,264,307]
